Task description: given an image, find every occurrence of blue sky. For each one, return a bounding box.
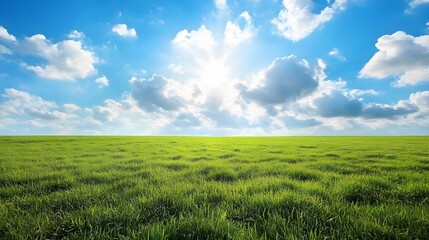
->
[0,0,428,135]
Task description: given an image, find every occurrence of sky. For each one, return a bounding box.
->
[0,0,428,135]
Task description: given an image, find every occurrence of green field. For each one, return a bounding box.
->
[0,137,428,239]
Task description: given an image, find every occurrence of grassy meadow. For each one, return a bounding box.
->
[0,136,428,239]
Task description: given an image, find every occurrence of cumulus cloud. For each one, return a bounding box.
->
[0,27,97,81]
[87,99,122,123]
[329,47,346,61]
[314,91,363,118]
[272,0,348,41]
[224,11,254,46]
[0,26,16,42]
[171,25,221,81]
[172,25,216,52]
[0,89,149,134]
[95,75,109,87]
[80,97,162,134]
[238,55,318,114]
[312,90,419,120]
[1,88,54,116]
[362,101,418,119]
[410,91,429,111]
[67,30,85,39]
[21,35,97,80]
[130,74,185,112]
[359,31,429,87]
[112,24,137,38]
[0,88,76,121]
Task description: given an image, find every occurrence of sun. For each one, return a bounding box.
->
[197,56,231,90]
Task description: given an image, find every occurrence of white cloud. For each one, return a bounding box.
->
[359,31,429,87]
[67,30,85,39]
[329,47,346,61]
[82,97,162,134]
[130,74,187,112]
[410,91,429,111]
[0,88,76,121]
[0,90,145,134]
[215,0,228,10]
[172,25,216,52]
[168,64,184,74]
[0,88,55,116]
[172,25,236,91]
[314,91,363,118]
[95,75,109,87]
[64,103,80,112]
[349,89,379,97]
[238,55,319,115]
[0,44,12,55]
[224,11,254,46]
[0,26,16,42]
[408,0,429,8]
[272,0,348,41]
[275,60,427,133]
[0,26,97,81]
[361,101,418,119]
[309,86,418,120]
[112,24,137,38]
[21,34,97,80]
[87,99,121,122]
[2,18,412,135]
[170,24,249,129]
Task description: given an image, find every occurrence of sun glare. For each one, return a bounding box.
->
[197,57,231,90]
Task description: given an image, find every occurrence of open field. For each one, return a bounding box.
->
[0,136,428,239]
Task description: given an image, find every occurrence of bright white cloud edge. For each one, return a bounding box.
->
[112,24,137,38]
[271,0,348,41]
[360,31,429,87]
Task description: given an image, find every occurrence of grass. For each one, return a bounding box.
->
[0,136,428,239]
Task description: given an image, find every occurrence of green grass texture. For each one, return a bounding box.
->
[0,136,428,239]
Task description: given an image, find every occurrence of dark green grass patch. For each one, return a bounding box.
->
[338,177,393,204]
[0,136,428,239]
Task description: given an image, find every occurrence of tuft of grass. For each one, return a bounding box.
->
[207,168,237,182]
[287,169,320,181]
[338,177,392,204]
